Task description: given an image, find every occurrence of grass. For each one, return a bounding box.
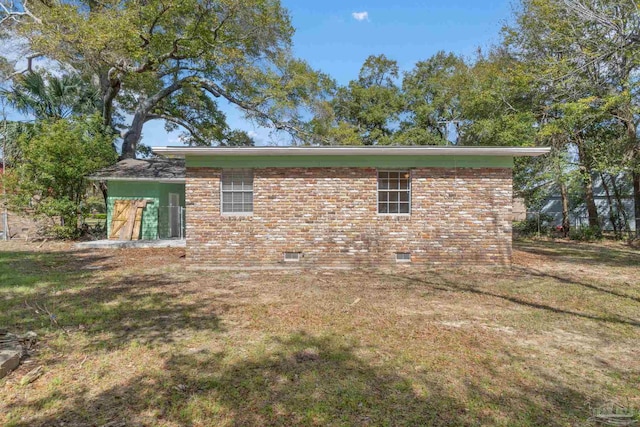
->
[0,239,639,426]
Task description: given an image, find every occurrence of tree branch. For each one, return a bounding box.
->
[9,52,43,77]
[0,0,42,25]
[145,113,207,145]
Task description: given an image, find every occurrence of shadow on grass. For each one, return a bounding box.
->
[395,273,640,328]
[512,266,640,304]
[515,239,640,268]
[0,249,223,350]
[5,332,592,427]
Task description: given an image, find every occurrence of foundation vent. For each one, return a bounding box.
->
[284,252,302,262]
[395,252,411,263]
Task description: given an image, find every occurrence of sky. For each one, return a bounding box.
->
[149,0,515,148]
[5,0,516,148]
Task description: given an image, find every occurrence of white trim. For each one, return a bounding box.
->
[220,169,254,215]
[377,170,412,216]
[151,146,551,158]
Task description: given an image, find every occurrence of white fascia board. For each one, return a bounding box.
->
[151,146,551,158]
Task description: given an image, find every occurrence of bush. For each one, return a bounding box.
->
[569,225,602,242]
[5,115,117,238]
[513,213,554,237]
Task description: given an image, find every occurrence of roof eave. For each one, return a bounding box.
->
[87,176,185,183]
[151,146,551,158]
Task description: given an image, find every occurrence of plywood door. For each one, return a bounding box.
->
[109,200,131,240]
[110,200,148,240]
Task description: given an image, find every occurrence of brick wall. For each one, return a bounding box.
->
[186,167,513,268]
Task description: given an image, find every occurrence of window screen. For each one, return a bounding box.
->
[221,169,253,214]
[378,171,411,214]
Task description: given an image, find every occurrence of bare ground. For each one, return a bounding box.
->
[0,239,638,426]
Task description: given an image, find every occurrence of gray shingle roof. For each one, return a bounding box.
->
[88,158,185,181]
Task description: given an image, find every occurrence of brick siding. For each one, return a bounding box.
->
[186,167,512,268]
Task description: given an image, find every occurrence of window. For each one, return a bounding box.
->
[378,170,411,214]
[221,169,253,214]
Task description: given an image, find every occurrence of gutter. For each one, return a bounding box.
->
[151,146,551,158]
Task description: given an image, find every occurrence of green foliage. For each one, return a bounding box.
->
[221,130,256,147]
[569,226,603,242]
[401,51,467,144]
[2,0,332,156]
[4,115,117,238]
[513,213,554,237]
[2,72,101,121]
[328,54,404,145]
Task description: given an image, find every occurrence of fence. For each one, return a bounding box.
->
[157,205,186,239]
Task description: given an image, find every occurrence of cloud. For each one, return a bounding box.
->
[351,11,369,22]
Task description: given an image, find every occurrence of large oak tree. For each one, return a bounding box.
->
[1,0,330,157]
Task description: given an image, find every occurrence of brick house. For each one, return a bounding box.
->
[151,146,549,268]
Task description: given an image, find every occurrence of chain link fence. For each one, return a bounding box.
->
[157,205,185,239]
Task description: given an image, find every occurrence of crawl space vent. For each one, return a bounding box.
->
[284,252,302,262]
[395,252,411,263]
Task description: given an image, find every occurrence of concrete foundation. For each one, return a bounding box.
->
[75,239,186,249]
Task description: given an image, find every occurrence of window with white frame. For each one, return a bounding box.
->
[378,170,411,214]
[221,169,253,214]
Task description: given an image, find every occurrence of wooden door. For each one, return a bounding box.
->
[109,200,131,240]
[109,200,149,240]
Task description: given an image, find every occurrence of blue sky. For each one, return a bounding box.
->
[5,1,515,148]
[150,0,514,148]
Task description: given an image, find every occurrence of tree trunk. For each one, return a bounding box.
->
[600,172,618,237]
[120,109,147,159]
[583,172,599,228]
[99,69,121,131]
[634,171,640,238]
[119,79,188,159]
[576,139,599,228]
[560,181,570,237]
[610,174,631,237]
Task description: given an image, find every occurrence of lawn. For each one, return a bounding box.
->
[0,239,639,426]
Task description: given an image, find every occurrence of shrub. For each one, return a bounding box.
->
[513,213,554,237]
[569,225,602,242]
[5,115,116,238]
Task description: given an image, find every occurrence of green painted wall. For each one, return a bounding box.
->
[186,155,514,169]
[106,181,185,240]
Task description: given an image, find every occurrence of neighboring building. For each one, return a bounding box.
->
[89,158,186,240]
[150,146,549,268]
[537,174,636,232]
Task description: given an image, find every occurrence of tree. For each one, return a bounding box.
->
[457,50,538,148]
[1,70,105,162]
[3,115,117,237]
[329,55,404,145]
[2,72,101,121]
[221,129,256,146]
[401,51,468,144]
[505,0,640,235]
[1,0,331,158]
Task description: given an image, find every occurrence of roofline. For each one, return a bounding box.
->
[151,146,551,158]
[87,176,185,183]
